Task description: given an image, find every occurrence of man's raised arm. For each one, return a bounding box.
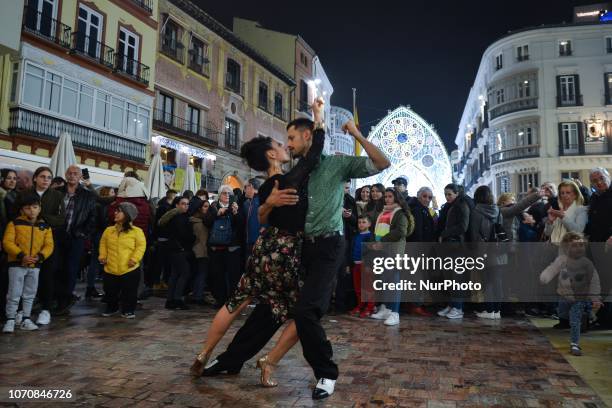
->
[342,121,390,171]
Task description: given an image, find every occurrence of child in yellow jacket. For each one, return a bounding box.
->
[2,194,54,333]
[99,202,146,319]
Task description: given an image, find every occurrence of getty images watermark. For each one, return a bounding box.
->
[371,253,486,292]
[360,242,610,303]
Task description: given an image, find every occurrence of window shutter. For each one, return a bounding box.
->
[555,76,561,107]
[574,75,581,105]
[605,74,610,105]
[558,123,564,156]
[578,121,585,155]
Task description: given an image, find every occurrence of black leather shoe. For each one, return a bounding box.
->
[201,358,241,376]
[165,300,177,310]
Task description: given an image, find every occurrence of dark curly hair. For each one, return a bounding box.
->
[240,136,273,172]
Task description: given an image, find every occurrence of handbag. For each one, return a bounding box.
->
[208,216,233,246]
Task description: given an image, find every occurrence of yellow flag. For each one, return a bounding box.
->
[354,106,362,156]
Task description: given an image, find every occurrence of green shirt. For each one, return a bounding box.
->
[305,155,379,236]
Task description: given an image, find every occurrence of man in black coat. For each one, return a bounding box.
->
[408,187,437,243]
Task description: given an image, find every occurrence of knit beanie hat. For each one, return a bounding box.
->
[118,202,138,223]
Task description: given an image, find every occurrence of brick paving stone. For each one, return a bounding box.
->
[0,296,608,407]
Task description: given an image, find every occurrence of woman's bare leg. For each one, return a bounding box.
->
[198,298,251,356]
[267,320,299,364]
[256,320,299,386]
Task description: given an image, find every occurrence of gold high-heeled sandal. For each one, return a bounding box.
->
[256,355,278,387]
[190,351,210,377]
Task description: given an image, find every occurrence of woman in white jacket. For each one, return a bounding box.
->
[544,180,588,244]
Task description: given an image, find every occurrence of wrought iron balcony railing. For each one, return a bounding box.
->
[490,144,539,165]
[153,109,219,146]
[225,75,245,97]
[128,0,153,14]
[22,6,72,49]
[71,32,115,69]
[489,96,538,121]
[187,51,210,76]
[557,95,583,107]
[9,107,146,163]
[114,54,150,85]
[160,37,184,64]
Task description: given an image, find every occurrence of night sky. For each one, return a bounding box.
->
[195,0,598,152]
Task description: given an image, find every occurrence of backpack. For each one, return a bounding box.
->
[477,209,509,243]
[208,216,233,246]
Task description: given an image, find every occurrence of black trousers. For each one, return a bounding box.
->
[209,248,242,305]
[37,252,58,310]
[167,252,191,301]
[215,235,343,381]
[295,235,343,380]
[103,269,140,313]
[217,303,283,370]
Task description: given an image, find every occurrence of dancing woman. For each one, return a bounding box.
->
[190,101,325,386]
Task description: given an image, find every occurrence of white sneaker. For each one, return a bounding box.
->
[437,306,451,317]
[312,378,336,400]
[15,311,23,325]
[20,319,39,331]
[384,312,400,326]
[476,311,496,319]
[371,305,391,320]
[446,308,464,319]
[493,311,501,319]
[3,320,15,333]
[36,310,51,325]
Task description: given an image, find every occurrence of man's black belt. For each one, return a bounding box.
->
[304,231,342,243]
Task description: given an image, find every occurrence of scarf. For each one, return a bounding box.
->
[550,201,578,244]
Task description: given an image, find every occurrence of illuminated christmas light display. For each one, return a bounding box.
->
[357,106,452,202]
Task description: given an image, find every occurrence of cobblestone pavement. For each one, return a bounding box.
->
[0,297,607,408]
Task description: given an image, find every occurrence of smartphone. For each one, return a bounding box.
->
[82,168,90,180]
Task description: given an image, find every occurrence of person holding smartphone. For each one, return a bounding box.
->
[204,185,243,307]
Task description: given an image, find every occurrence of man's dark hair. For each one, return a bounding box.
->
[166,189,177,198]
[473,185,494,205]
[240,136,273,172]
[183,190,194,200]
[247,178,262,191]
[51,176,66,185]
[286,118,314,132]
[18,193,41,210]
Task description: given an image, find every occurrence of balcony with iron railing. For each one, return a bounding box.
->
[8,107,146,163]
[128,0,153,14]
[274,108,290,122]
[153,109,219,147]
[114,54,150,85]
[225,74,245,97]
[22,6,71,49]
[557,95,583,107]
[298,100,310,113]
[224,134,239,153]
[71,32,115,69]
[490,144,539,165]
[187,51,210,76]
[489,96,538,121]
[204,174,222,192]
[160,37,184,64]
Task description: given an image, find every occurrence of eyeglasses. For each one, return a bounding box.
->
[220,192,231,195]
[38,176,52,180]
